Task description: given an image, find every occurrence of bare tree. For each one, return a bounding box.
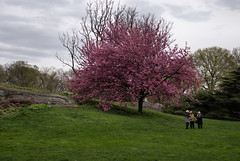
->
[232,47,240,65]
[57,30,80,74]
[57,0,139,73]
[85,0,114,43]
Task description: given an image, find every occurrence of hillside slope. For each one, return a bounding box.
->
[0,103,239,161]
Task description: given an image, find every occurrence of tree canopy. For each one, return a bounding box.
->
[193,46,237,93]
[0,61,69,93]
[219,66,240,114]
[67,17,200,112]
[232,47,240,65]
[220,66,240,97]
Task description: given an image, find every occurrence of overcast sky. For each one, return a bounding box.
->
[0,0,240,70]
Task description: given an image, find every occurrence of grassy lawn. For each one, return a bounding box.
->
[0,103,240,161]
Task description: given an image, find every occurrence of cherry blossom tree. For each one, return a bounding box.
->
[67,17,200,113]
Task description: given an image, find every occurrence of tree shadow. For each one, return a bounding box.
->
[81,99,162,118]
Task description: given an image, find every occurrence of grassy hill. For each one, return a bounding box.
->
[0,102,240,161]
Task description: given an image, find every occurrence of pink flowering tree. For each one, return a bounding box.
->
[67,19,200,113]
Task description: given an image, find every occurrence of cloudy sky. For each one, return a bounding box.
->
[0,0,240,70]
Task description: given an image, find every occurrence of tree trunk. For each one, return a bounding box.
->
[138,96,144,113]
[138,90,146,113]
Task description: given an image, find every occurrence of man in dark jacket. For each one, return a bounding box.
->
[196,111,203,129]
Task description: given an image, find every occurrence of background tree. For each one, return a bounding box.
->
[219,66,240,115]
[0,65,5,83]
[5,61,41,88]
[39,67,69,93]
[193,67,240,119]
[1,61,69,93]
[166,66,240,120]
[220,66,240,96]
[193,46,237,93]
[232,47,240,65]
[68,18,200,112]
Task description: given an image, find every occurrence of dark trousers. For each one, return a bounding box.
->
[186,122,189,129]
[190,121,195,129]
[198,123,202,129]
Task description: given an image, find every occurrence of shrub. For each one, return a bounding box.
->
[27,104,50,110]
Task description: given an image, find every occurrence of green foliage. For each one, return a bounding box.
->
[0,97,47,119]
[204,111,233,120]
[220,66,240,97]
[193,46,238,93]
[27,104,51,111]
[162,88,240,120]
[5,61,40,88]
[0,61,69,93]
[217,66,240,116]
[232,47,240,65]
[0,107,19,119]
[177,53,240,120]
[162,102,191,116]
[192,90,223,113]
[0,105,239,161]
[0,65,5,83]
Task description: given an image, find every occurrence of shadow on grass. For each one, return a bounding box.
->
[81,99,162,118]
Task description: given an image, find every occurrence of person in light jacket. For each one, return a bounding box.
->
[189,111,195,129]
[196,111,203,129]
[185,110,190,129]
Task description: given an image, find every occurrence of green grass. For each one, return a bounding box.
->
[0,103,239,161]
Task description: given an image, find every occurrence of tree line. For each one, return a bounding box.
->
[162,46,240,120]
[0,61,69,93]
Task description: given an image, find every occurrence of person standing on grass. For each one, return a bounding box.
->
[196,111,203,129]
[189,111,195,129]
[185,110,190,129]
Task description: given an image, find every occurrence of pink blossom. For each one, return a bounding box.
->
[68,20,201,112]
